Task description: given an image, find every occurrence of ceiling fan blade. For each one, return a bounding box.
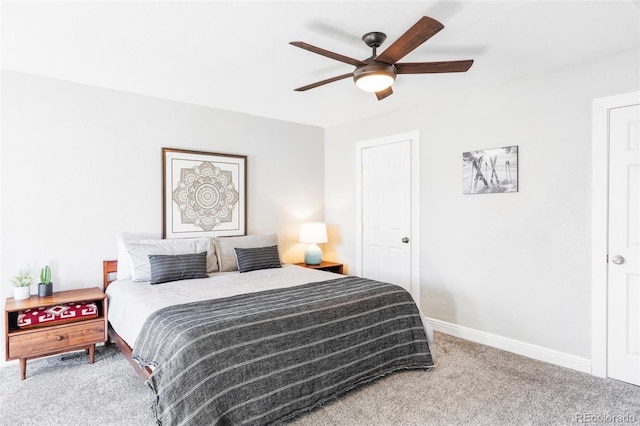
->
[375,16,444,65]
[290,41,366,67]
[375,87,393,101]
[294,73,353,91]
[395,59,474,74]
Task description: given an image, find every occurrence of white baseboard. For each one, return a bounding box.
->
[427,317,592,374]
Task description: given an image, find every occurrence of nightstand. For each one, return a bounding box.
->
[5,287,108,380]
[294,260,344,274]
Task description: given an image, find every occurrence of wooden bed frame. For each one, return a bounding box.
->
[103,260,152,380]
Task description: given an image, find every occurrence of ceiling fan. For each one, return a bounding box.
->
[290,16,474,100]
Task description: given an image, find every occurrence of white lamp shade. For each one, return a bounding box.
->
[299,222,328,243]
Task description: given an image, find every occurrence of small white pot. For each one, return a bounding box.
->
[13,286,31,300]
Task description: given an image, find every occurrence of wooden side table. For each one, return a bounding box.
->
[4,287,108,380]
[294,260,344,274]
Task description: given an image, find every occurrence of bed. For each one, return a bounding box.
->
[104,234,434,425]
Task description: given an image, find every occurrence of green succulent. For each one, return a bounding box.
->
[11,271,34,287]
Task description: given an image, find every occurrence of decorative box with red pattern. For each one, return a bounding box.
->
[17,302,98,328]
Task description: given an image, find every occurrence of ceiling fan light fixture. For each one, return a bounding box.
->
[354,63,396,93]
[292,16,473,100]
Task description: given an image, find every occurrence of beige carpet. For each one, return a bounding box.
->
[293,332,640,425]
[1,332,638,425]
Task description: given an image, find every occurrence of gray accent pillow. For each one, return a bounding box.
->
[215,234,280,272]
[148,251,208,284]
[234,245,282,273]
[124,237,217,282]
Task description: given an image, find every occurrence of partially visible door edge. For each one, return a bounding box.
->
[355,131,421,308]
[591,91,640,378]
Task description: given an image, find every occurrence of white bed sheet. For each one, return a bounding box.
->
[105,264,433,348]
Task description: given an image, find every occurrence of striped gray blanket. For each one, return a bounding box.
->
[132,276,433,425]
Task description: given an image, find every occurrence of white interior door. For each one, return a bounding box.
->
[607,103,640,386]
[356,131,421,306]
[361,140,411,290]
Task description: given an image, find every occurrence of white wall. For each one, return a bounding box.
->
[324,49,639,363]
[2,47,638,369]
[0,71,324,360]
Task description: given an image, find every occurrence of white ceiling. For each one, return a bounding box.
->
[2,1,639,128]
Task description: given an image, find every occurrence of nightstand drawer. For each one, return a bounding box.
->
[8,319,105,359]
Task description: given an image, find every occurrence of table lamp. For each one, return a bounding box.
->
[299,222,328,265]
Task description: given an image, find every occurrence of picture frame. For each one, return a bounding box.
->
[463,145,518,195]
[162,148,247,238]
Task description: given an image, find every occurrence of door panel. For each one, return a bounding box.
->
[361,140,411,292]
[607,103,640,385]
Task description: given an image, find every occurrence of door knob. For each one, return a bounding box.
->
[402,237,410,244]
[611,255,625,265]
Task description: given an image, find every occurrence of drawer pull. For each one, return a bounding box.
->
[57,336,64,341]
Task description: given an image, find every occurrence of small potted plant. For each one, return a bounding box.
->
[11,271,33,300]
[38,265,53,297]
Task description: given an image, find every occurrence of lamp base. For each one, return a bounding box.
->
[304,244,322,265]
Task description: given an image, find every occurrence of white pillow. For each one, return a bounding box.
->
[215,234,281,272]
[123,237,218,282]
[116,238,134,280]
[197,237,218,273]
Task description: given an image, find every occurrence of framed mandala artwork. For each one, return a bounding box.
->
[162,148,247,238]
